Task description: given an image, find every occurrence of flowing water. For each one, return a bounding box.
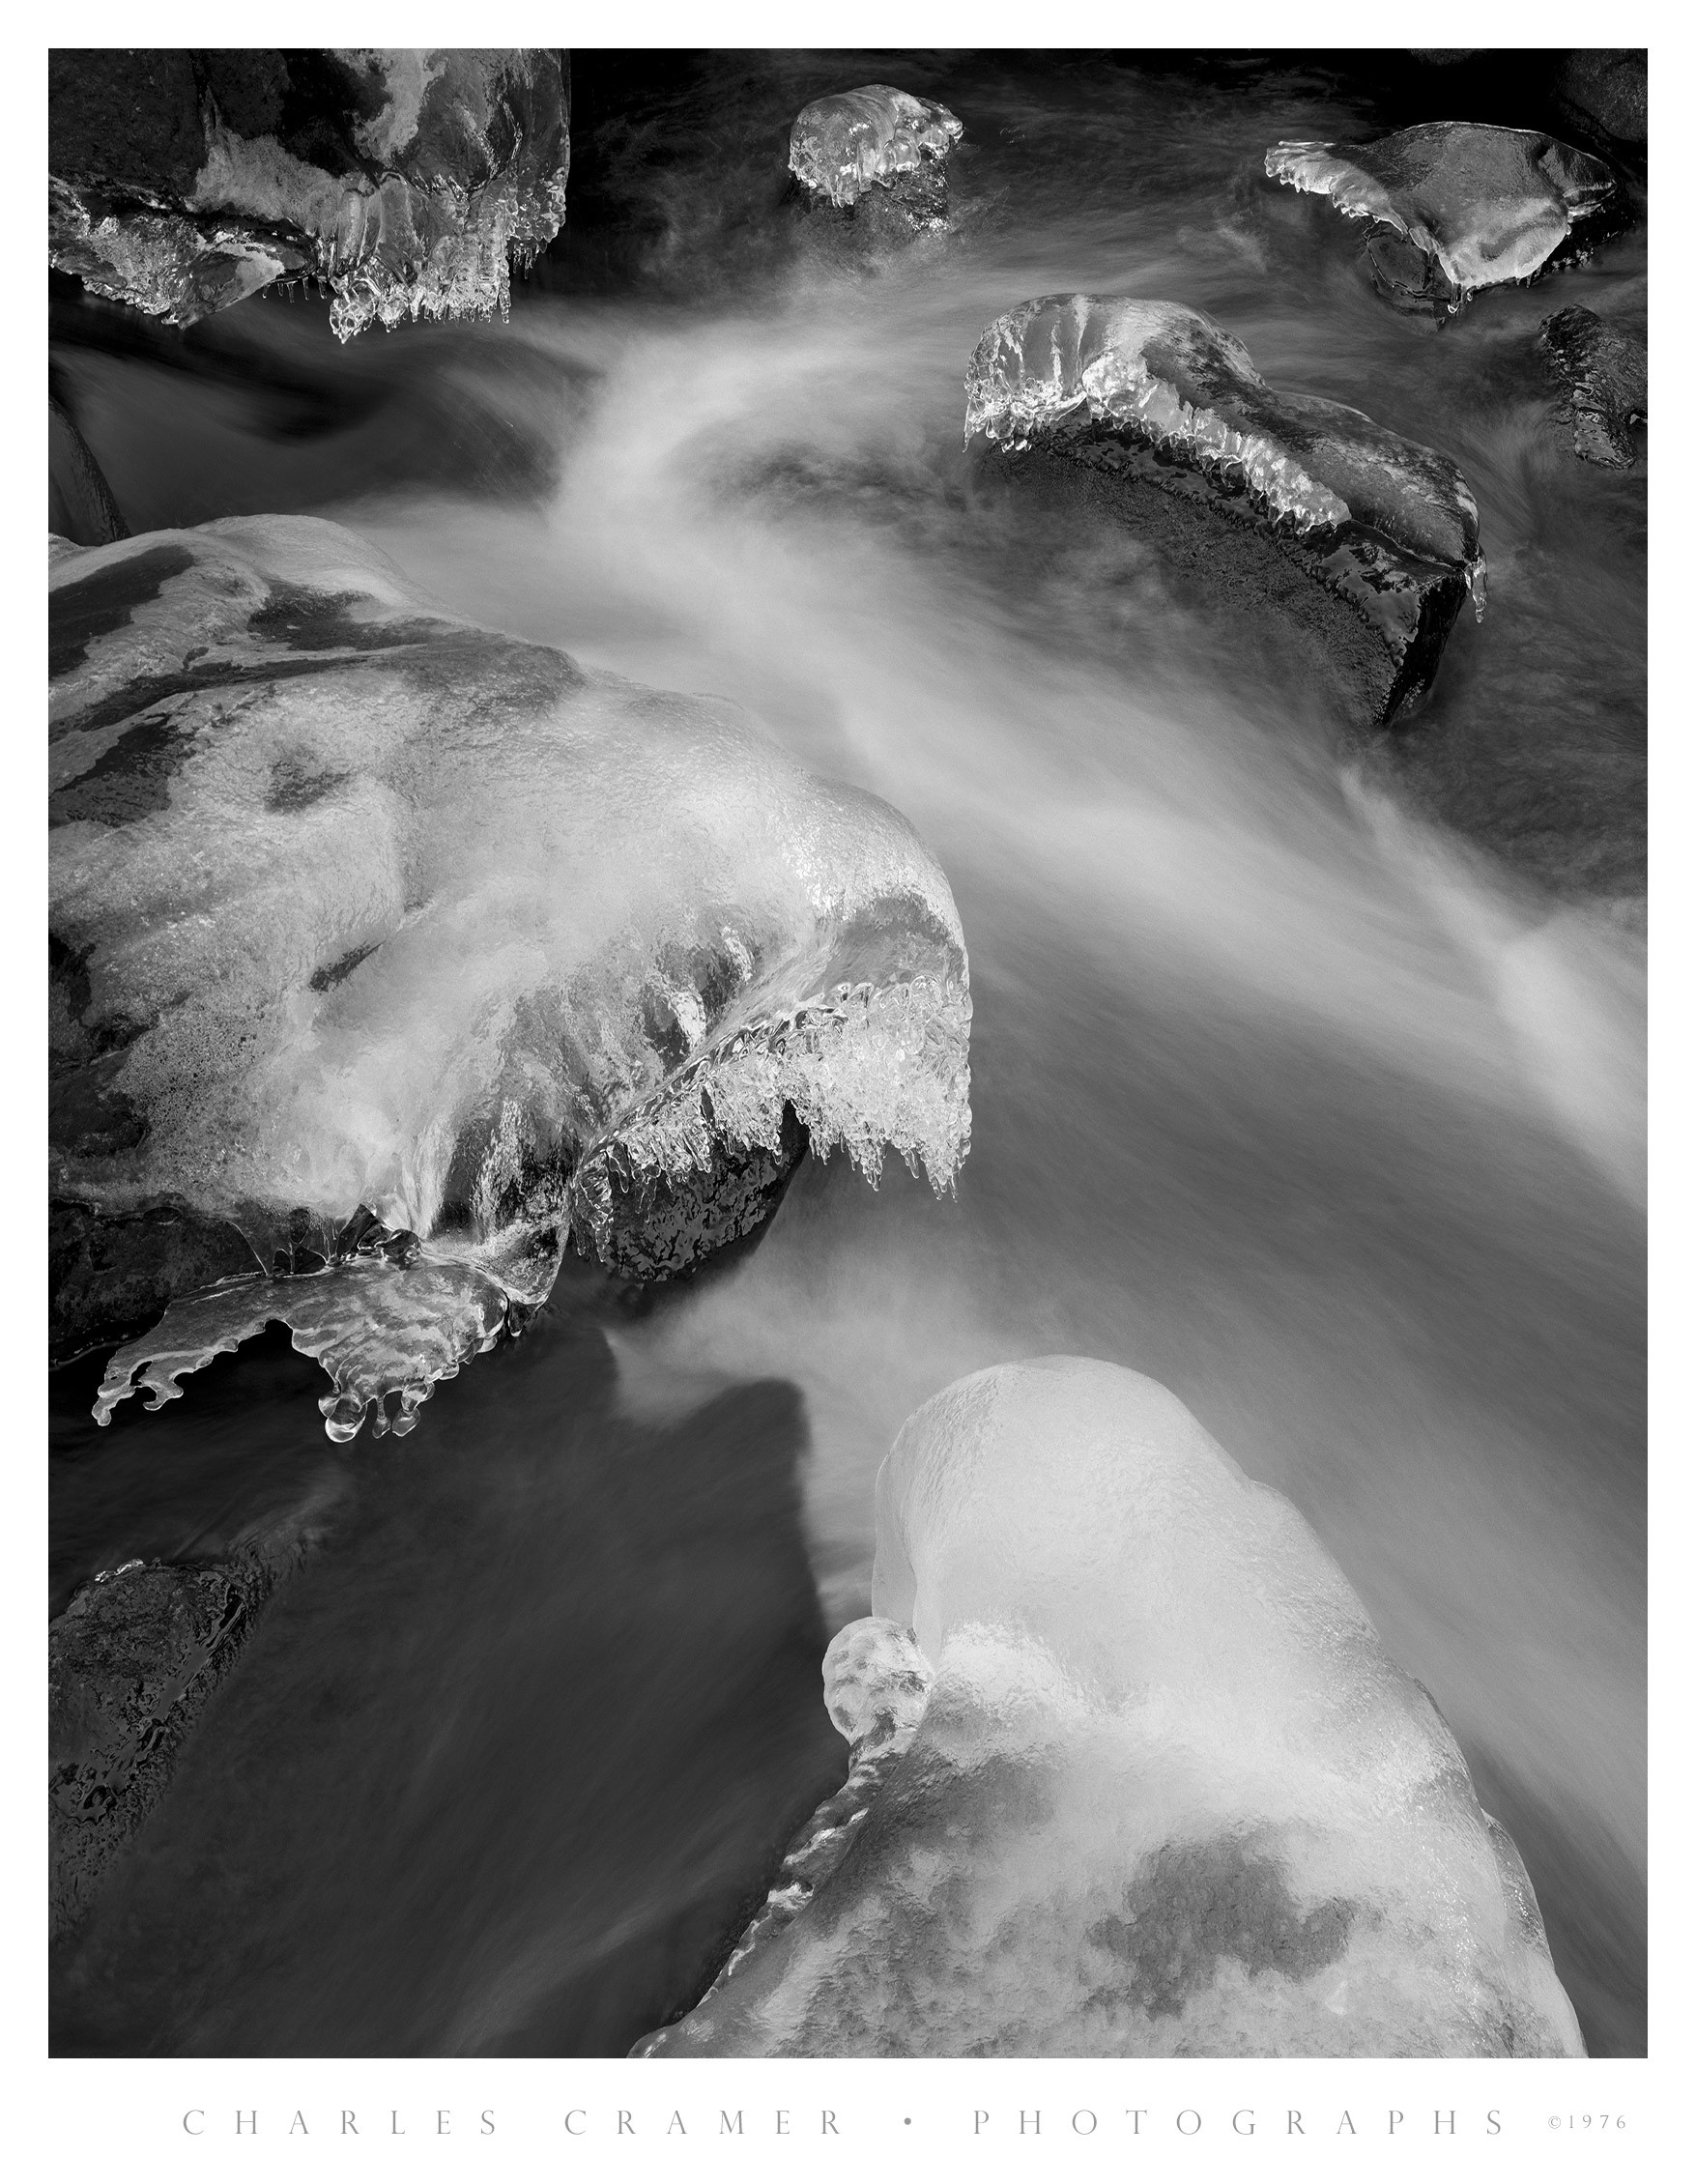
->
[50,54,1646,2055]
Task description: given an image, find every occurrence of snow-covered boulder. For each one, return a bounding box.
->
[1266,122,1622,319]
[48,48,570,340]
[51,518,971,1435]
[789,85,963,231]
[965,294,1484,724]
[641,1359,1585,2057]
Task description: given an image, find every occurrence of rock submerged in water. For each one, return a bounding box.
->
[51,516,971,1435]
[1539,305,1647,470]
[50,1489,338,1940]
[789,85,963,233]
[47,48,569,340]
[1266,122,1622,319]
[638,1359,1585,2058]
[964,294,1484,725]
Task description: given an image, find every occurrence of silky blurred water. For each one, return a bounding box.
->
[51,53,1646,2055]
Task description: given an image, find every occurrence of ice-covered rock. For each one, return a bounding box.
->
[640,1359,1584,2057]
[47,49,569,340]
[789,85,963,229]
[51,517,970,1435]
[965,295,1483,724]
[1539,305,1647,470]
[1266,123,1621,319]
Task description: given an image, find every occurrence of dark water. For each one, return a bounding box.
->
[51,53,1646,2055]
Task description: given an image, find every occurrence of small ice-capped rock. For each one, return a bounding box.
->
[965,295,1484,724]
[52,517,971,1437]
[789,85,963,210]
[639,1359,1585,2057]
[1265,122,1621,319]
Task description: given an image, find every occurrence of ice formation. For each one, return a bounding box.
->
[47,49,569,340]
[965,295,1484,600]
[641,1360,1584,2057]
[1265,123,1621,318]
[52,518,970,1437]
[963,295,1487,725]
[789,85,963,211]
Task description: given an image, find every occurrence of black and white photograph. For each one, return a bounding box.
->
[37,10,1669,2163]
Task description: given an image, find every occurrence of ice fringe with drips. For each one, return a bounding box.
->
[54,517,971,1440]
[964,294,1487,618]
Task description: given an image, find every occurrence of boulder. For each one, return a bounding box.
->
[964,294,1484,725]
[50,1490,337,1940]
[1539,304,1647,469]
[50,518,971,1437]
[1552,50,1647,152]
[47,49,569,340]
[1266,122,1623,319]
[639,1359,1586,2057]
[789,85,963,233]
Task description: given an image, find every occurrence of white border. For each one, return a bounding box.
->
[13,11,1681,2176]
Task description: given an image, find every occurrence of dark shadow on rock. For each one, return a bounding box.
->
[51,1311,843,2056]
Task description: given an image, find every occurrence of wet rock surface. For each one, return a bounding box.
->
[1266,122,1623,319]
[50,1196,260,1365]
[48,48,570,340]
[1552,50,1647,154]
[50,1491,337,1940]
[1540,305,1647,469]
[965,295,1483,726]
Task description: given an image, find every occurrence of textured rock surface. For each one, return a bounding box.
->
[1539,305,1647,469]
[1266,123,1622,318]
[640,1360,1586,2058]
[48,49,569,339]
[50,1195,260,1365]
[50,1493,336,1940]
[50,517,970,1432]
[965,295,1483,724]
[789,84,962,231]
[1553,50,1647,151]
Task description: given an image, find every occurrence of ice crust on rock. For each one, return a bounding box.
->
[1265,123,1620,318]
[964,294,1485,600]
[789,85,963,210]
[48,49,569,340]
[52,517,970,1436]
[642,1360,1584,2057]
